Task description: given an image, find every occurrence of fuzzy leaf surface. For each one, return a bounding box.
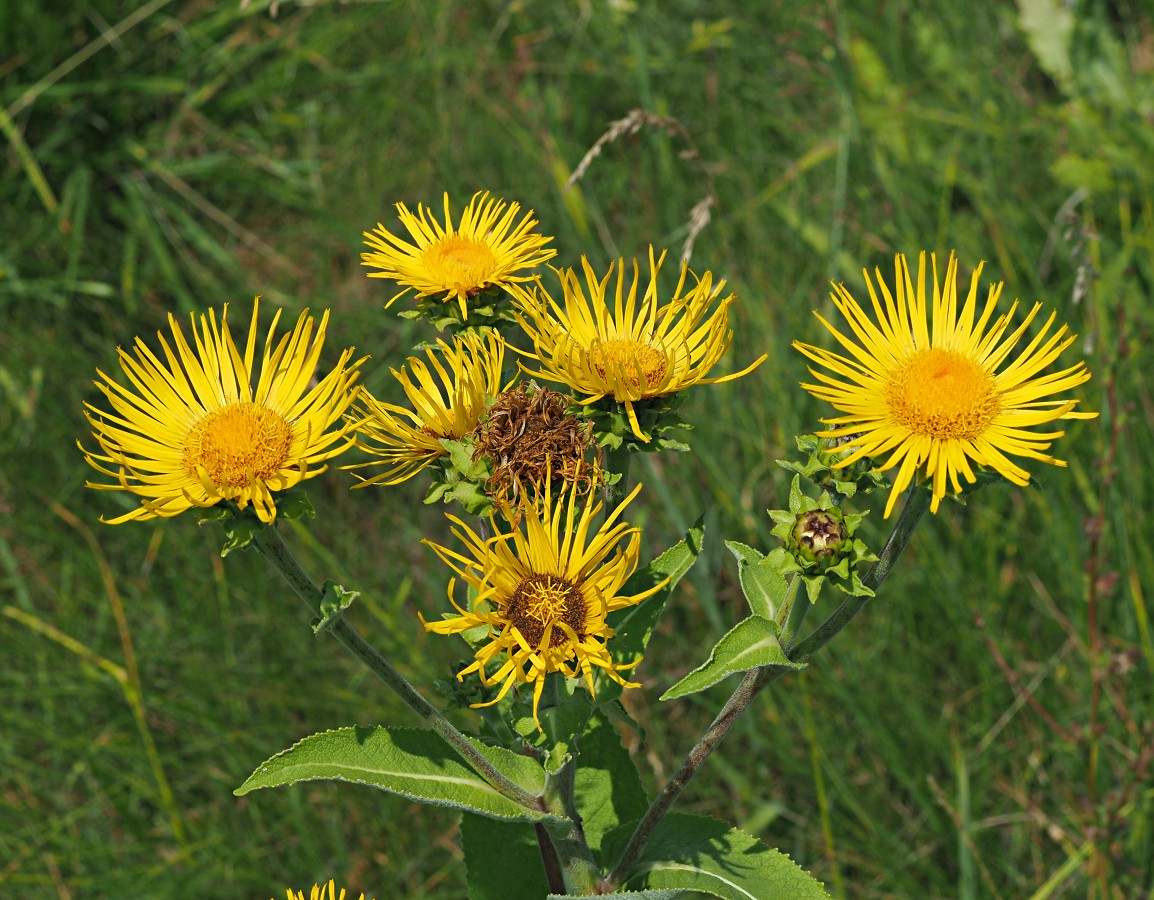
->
[724,540,788,619]
[661,617,804,701]
[462,813,549,900]
[235,726,553,823]
[607,813,831,899]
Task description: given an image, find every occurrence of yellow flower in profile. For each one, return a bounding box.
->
[513,247,767,441]
[362,191,556,319]
[347,329,505,487]
[278,880,373,900]
[82,300,362,524]
[794,251,1097,518]
[423,478,663,726]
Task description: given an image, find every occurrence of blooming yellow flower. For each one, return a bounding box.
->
[423,478,663,726]
[362,191,556,319]
[81,300,362,524]
[794,251,1097,517]
[278,880,372,900]
[346,329,505,487]
[512,247,767,441]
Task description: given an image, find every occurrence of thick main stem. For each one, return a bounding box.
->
[251,524,546,814]
[604,483,931,891]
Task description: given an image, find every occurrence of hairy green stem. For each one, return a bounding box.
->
[542,757,601,894]
[605,483,931,890]
[251,524,546,814]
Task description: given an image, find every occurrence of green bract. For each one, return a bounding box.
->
[777,432,888,501]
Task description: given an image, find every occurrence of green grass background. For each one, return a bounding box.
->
[2,1,1151,897]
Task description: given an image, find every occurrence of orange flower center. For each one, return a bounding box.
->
[585,340,669,393]
[183,402,293,488]
[507,573,586,648]
[885,348,1000,441]
[423,236,497,289]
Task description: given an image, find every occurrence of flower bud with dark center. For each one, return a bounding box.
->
[790,509,846,570]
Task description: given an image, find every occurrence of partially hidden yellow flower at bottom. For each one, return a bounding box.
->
[278,880,373,900]
[422,478,665,727]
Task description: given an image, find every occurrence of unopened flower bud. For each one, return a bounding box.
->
[790,509,846,570]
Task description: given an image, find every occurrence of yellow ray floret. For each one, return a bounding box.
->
[422,478,664,728]
[362,191,556,319]
[512,246,766,441]
[346,329,506,487]
[81,299,363,524]
[279,881,372,900]
[794,251,1097,517]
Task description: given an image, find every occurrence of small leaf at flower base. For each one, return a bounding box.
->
[725,540,788,619]
[235,726,556,823]
[597,515,705,705]
[603,813,831,899]
[312,580,359,633]
[573,713,650,862]
[461,814,549,900]
[660,616,805,701]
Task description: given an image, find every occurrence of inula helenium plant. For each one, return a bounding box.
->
[80,183,1095,898]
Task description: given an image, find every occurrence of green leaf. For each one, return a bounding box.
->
[311,580,358,634]
[550,892,701,899]
[235,726,554,823]
[724,541,788,619]
[597,515,705,704]
[573,713,650,862]
[661,617,805,701]
[462,813,549,900]
[606,813,831,899]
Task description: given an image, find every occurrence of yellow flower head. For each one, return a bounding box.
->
[362,191,556,320]
[346,329,505,487]
[513,247,767,441]
[422,478,663,727]
[794,251,1097,518]
[278,881,372,900]
[81,299,363,524]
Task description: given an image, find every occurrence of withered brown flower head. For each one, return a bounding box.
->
[472,383,600,507]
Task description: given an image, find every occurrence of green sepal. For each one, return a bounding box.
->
[422,436,497,517]
[596,514,704,705]
[724,540,789,619]
[395,284,520,331]
[197,503,262,557]
[586,394,692,454]
[275,489,315,522]
[311,580,359,634]
[603,813,831,899]
[235,725,558,824]
[660,615,805,701]
[777,432,887,500]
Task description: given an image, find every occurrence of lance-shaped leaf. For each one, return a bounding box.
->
[235,725,555,823]
[605,813,831,899]
[596,515,704,705]
[550,892,700,899]
[725,541,788,619]
[661,616,805,701]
